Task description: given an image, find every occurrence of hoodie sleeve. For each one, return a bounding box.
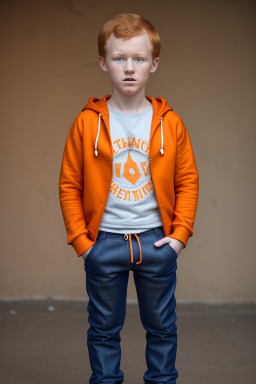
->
[59,115,95,257]
[168,115,199,247]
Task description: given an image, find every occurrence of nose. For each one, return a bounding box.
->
[124,58,135,74]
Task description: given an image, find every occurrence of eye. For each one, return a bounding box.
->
[135,57,144,62]
[114,57,123,62]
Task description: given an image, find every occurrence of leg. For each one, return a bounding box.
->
[133,228,179,384]
[84,231,130,384]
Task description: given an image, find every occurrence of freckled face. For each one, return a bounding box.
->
[99,31,159,96]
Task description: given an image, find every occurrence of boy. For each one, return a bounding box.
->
[59,13,199,384]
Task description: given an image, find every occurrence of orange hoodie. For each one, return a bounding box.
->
[59,94,199,257]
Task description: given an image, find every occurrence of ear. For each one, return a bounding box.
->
[150,57,160,74]
[99,56,108,73]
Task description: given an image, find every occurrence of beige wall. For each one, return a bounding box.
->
[0,0,255,302]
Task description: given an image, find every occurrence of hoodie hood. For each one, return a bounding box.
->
[82,94,173,157]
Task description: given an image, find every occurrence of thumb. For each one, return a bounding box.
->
[154,238,167,247]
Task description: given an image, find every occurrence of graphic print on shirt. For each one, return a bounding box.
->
[110,135,153,202]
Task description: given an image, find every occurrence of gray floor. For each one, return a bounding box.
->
[0,300,255,384]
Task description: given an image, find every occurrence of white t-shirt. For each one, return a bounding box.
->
[98,104,163,233]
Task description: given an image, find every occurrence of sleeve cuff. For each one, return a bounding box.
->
[72,234,95,257]
[168,226,191,247]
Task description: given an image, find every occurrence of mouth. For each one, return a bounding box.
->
[123,78,136,81]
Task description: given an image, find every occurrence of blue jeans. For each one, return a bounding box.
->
[84,225,179,384]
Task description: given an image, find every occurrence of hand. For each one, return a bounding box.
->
[81,245,93,260]
[154,237,185,256]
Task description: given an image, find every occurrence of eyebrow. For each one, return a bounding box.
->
[112,52,146,56]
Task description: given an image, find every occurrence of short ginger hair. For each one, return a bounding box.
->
[98,13,161,61]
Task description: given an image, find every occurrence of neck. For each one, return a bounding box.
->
[107,88,151,114]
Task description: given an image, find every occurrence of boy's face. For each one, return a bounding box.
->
[99,30,159,96]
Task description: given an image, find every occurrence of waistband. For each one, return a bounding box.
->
[97,226,165,265]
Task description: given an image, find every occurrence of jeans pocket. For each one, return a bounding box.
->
[84,236,102,264]
[168,243,178,258]
[155,227,178,259]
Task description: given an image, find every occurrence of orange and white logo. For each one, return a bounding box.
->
[110,136,153,202]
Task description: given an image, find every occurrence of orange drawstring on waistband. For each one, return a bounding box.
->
[126,233,142,264]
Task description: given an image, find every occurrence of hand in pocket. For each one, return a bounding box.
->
[154,237,184,256]
[82,246,93,260]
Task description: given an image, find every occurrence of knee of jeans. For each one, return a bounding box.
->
[142,308,177,331]
[89,319,124,337]
[88,306,126,331]
[143,320,178,336]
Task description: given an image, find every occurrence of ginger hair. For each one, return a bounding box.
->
[98,13,161,60]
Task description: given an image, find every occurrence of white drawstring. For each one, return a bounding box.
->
[160,116,164,155]
[95,113,101,156]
